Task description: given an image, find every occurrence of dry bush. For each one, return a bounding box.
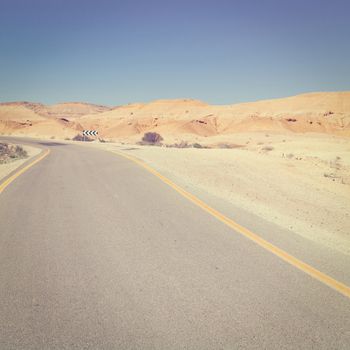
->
[217,143,232,149]
[140,132,163,145]
[166,141,208,149]
[14,145,27,158]
[192,143,203,149]
[0,143,28,163]
[262,146,274,152]
[72,134,93,142]
[173,140,190,148]
[216,143,244,149]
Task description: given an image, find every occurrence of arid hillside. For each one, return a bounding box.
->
[0,102,111,139]
[1,92,349,140]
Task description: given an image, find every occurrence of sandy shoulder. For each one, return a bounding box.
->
[91,133,350,255]
[0,145,41,181]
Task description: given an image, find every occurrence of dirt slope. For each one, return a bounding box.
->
[1,92,349,140]
[0,102,109,138]
[79,92,350,141]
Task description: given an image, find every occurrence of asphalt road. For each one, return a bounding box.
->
[0,138,349,349]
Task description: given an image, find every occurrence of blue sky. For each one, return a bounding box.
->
[0,0,349,105]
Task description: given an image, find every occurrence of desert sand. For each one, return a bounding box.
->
[91,132,350,255]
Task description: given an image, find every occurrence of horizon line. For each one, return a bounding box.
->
[0,90,349,108]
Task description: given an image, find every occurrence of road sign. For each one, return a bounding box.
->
[83,130,98,136]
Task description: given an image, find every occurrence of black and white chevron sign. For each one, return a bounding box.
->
[83,130,98,136]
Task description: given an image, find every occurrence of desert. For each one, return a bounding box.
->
[1,92,349,141]
[2,0,350,346]
[93,132,350,255]
[1,92,350,254]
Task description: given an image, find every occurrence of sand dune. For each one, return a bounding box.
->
[0,92,349,140]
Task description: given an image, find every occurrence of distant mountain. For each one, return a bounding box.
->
[1,92,349,140]
[0,101,111,119]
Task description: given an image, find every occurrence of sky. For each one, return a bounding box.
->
[0,0,349,105]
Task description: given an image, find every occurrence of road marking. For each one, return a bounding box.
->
[111,149,350,299]
[0,149,50,194]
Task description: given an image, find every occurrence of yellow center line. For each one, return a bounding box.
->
[0,149,50,194]
[111,149,350,299]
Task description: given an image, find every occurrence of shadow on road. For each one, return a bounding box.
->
[39,142,67,147]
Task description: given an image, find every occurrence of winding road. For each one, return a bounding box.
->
[0,137,349,349]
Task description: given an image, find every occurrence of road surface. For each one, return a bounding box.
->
[0,138,349,349]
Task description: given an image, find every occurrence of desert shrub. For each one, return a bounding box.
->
[14,145,27,158]
[0,143,8,153]
[167,141,209,149]
[262,146,274,152]
[141,132,163,145]
[0,143,27,163]
[192,143,203,148]
[72,134,83,141]
[72,134,93,142]
[217,143,234,149]
[324,111,334,116]
[173,140,190,148]
[0,143,10,163]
